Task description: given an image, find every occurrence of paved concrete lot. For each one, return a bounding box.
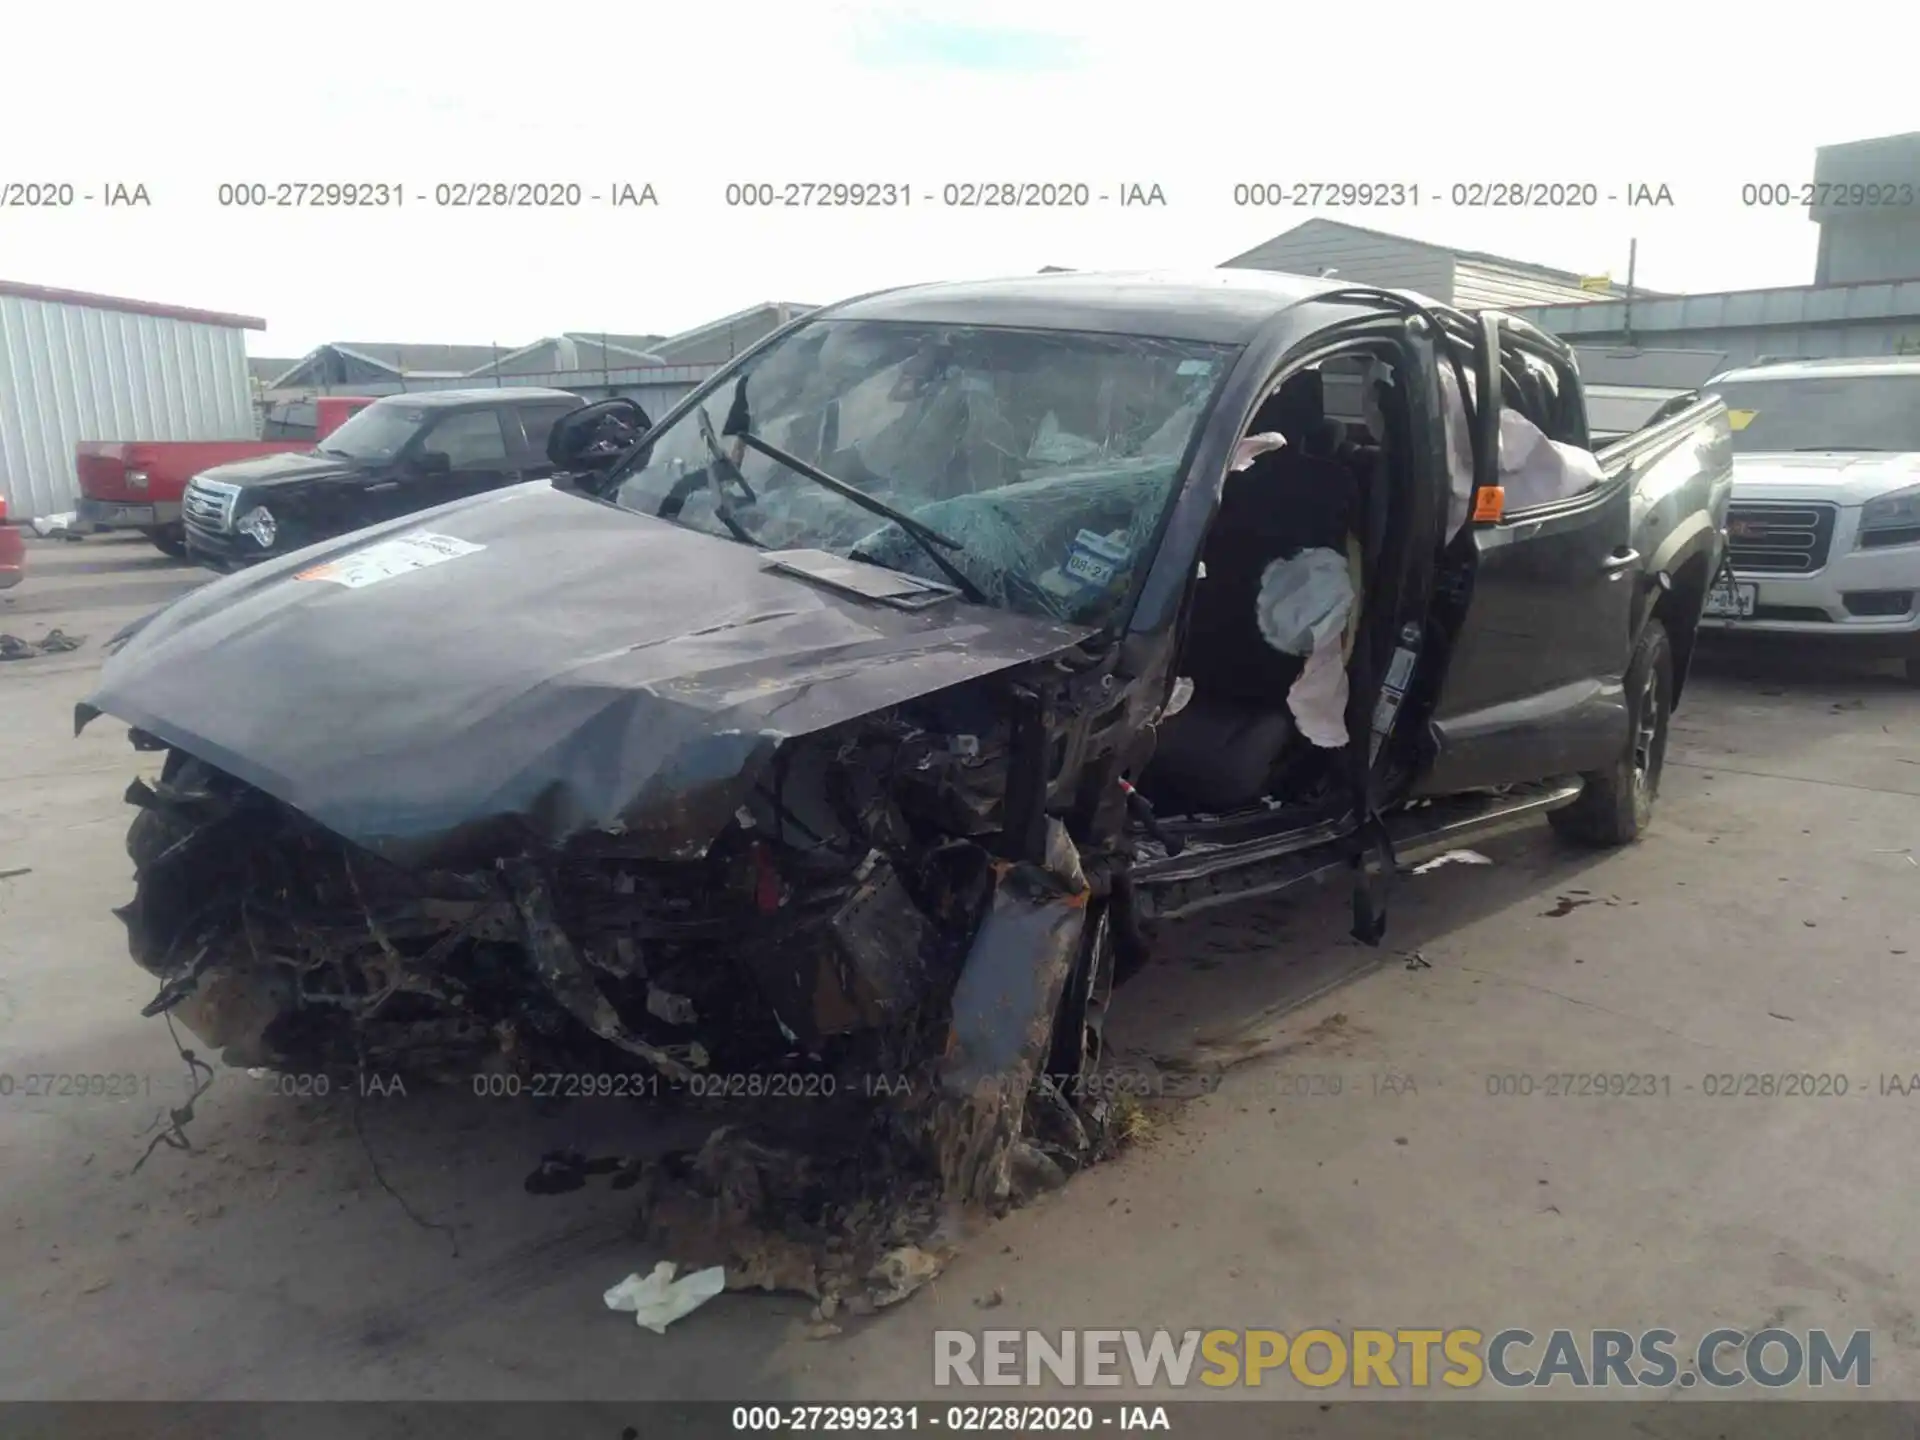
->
[3,533,1917,1417]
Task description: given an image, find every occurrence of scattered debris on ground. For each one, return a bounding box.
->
[604,1259,728,1333]
[0,629,83,661]
[28,512,84,540]
[1541,892,1622,918]
[1408,849,1492,875]
[526,1097,1135,1317]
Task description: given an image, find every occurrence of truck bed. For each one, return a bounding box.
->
[77,440,312,507]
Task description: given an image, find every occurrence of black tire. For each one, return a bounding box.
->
[145,527,188,560]
[1905,652,1920,687]
[1549,618,1674,847]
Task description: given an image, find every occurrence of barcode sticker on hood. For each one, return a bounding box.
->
[295,531,484,589]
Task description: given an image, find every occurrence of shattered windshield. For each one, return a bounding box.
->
[317,401,429,461]
[1705,375,1920,454]
[613,319,1234,626]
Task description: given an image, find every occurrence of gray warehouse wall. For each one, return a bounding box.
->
[1518,280,1920,370]
[1542,321,1912,371]
[1817,212,1920,285]
[1811,130,1920,285]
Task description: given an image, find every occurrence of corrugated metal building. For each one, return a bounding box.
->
[256,303,819,421]
[1513,131,1920,370]
[262,342,508,389]
[259,365,725,423]
[467,334,668,378]
[247,356,300,387]
[1219,218,1663,309]
[639,302,817,365]
[0,281,264,520]
[1514,280,1920,369]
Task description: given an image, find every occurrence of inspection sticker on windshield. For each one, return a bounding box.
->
[295,531,485,589]
[1063,529,1131,590]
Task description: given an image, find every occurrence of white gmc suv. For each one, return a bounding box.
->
[1692,355,1920,685]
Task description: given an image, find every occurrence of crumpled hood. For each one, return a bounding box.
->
[81,483,1094,866]
[1730,451,1920,507]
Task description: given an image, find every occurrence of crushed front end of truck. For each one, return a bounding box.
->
[79,494,1136,1312]
[79,298,1239,1304]
[114,691,1101,1178]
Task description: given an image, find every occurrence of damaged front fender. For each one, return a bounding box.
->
[933,819,1092,1206]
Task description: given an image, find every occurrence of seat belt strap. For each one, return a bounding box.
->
[1350,812,1395,946]
[1346,622,1422,945]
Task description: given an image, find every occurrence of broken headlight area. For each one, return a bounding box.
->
[116,698,1131,1239]
[121,753,982,1080]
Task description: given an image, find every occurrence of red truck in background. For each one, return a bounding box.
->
[76,395,374,558]
[0,495,25,591]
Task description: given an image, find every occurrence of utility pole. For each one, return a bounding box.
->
[1624,239,1638,347]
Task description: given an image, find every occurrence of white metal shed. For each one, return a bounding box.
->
[0,280,265,520]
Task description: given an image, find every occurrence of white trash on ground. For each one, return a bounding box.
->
[1411,850,1494,874]
[603,1260,728,1333]
[1255,547,1356,749]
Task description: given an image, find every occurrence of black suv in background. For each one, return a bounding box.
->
[182,388,585,570]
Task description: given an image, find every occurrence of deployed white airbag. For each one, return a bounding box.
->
[1255,547,1356,749]
[1437,364,1604,537]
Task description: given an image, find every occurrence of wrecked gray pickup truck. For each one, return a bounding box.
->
[80,269,1732,1210]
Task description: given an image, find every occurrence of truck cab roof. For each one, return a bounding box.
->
[370,387,583,409]
[827,268,1387,345]
[1710,355,1920,385]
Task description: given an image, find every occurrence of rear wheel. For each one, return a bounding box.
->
[1549,618,1673,847]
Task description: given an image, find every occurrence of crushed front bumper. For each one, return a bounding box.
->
[183,523,267,572]
[118,740,1099,1209]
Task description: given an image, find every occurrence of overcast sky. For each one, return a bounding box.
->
[4,0,1909,357]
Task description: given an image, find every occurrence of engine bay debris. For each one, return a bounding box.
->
[108,671,1141,1306]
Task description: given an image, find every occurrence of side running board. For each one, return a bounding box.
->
[1134,778,1584,924]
